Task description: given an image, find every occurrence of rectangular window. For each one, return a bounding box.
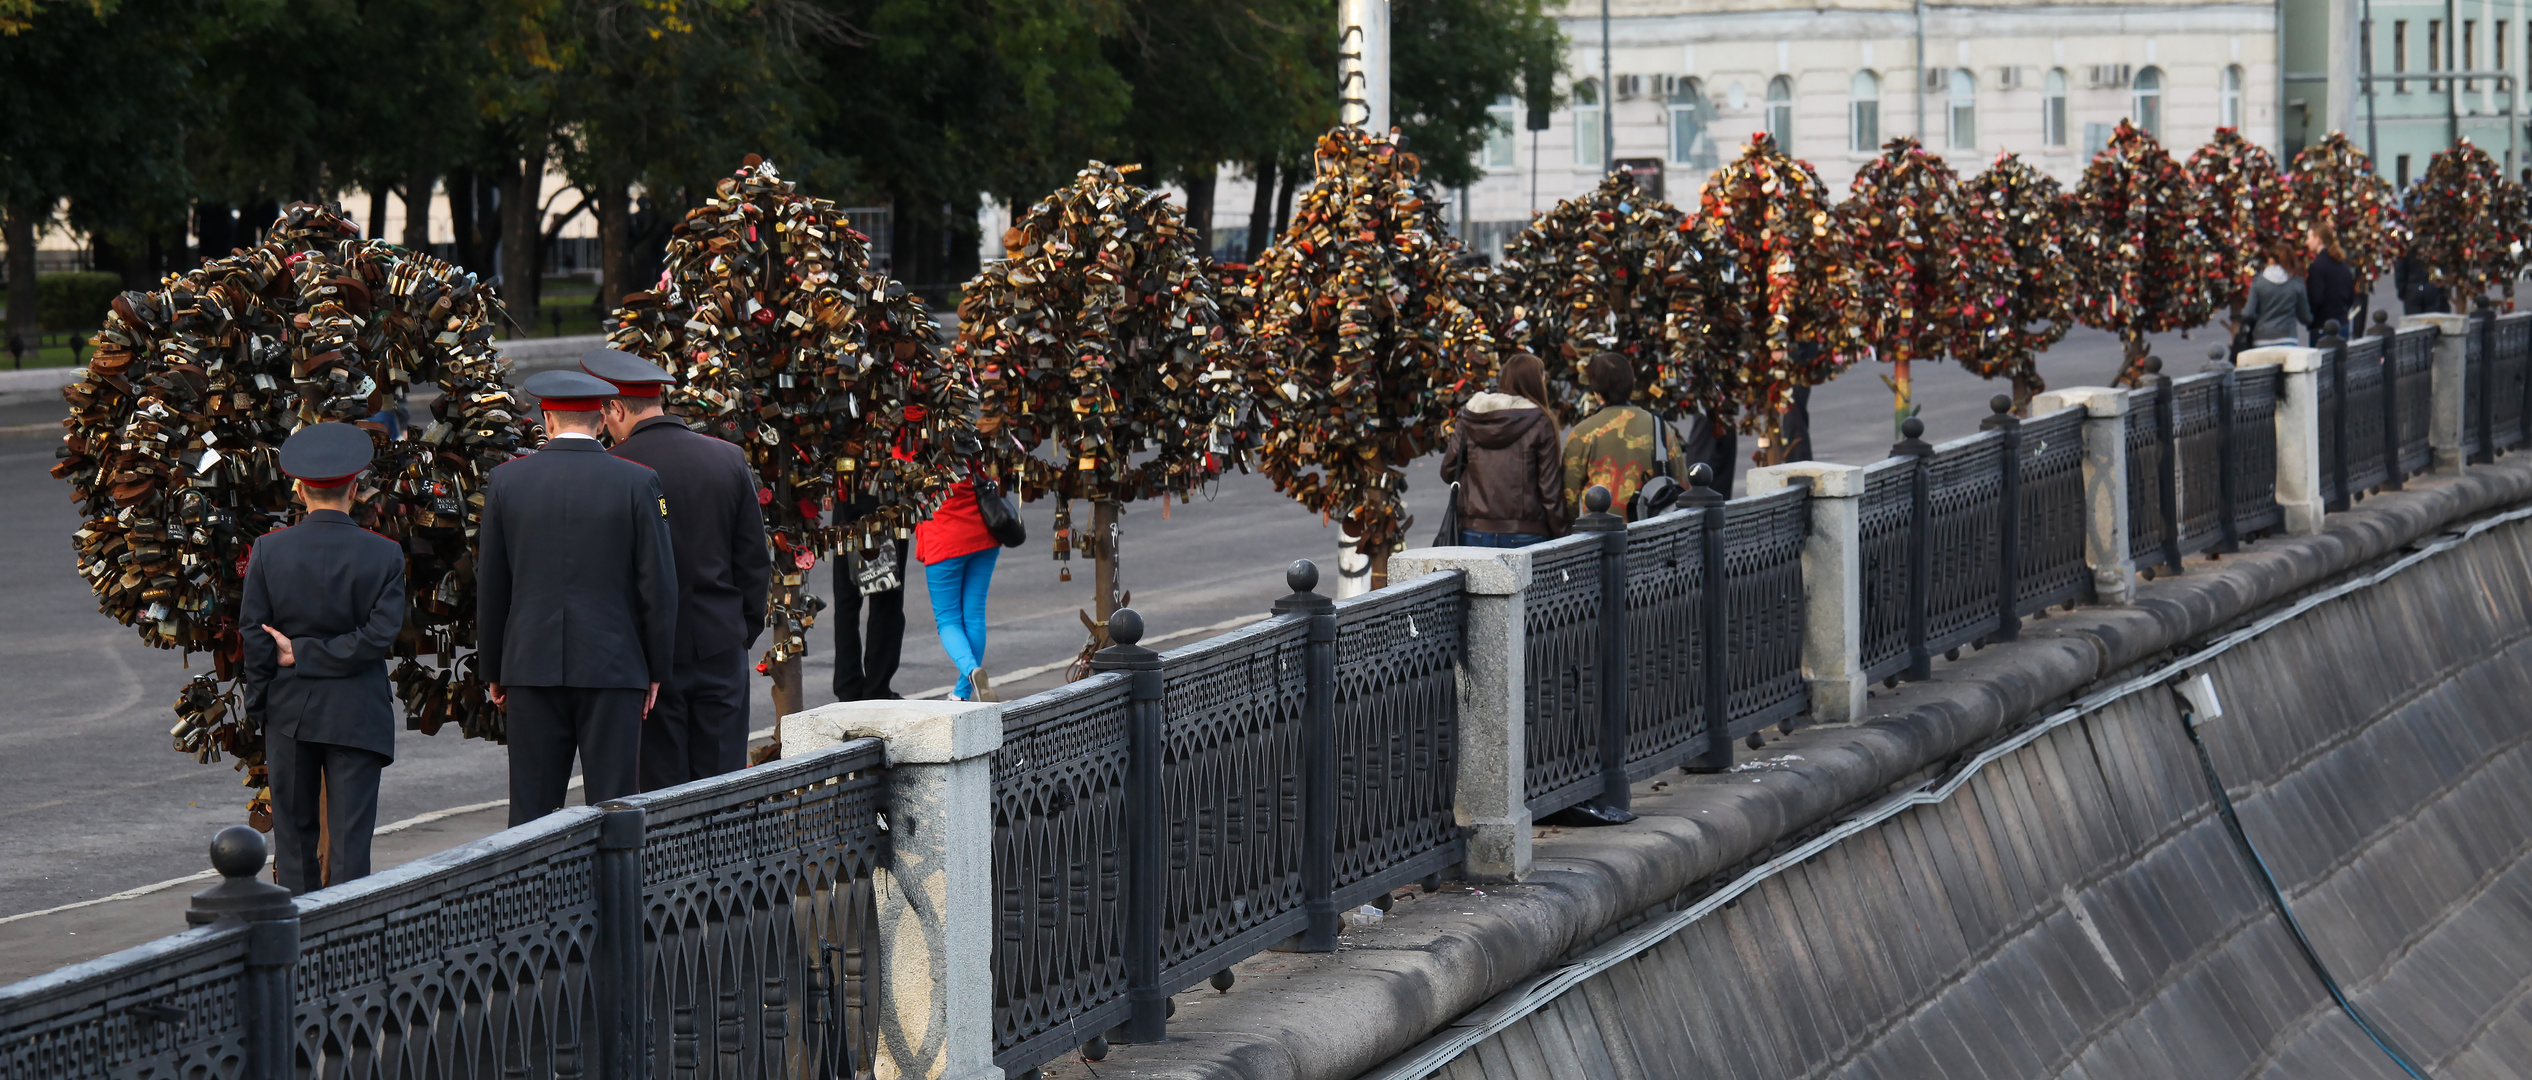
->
[2085,121,2115,157]
[2466,20,2478,91]
[2396,20,2410,92]
[2430,19,2443,91]
[1485,103,1517,169]
[1575,106,1604,166]
[1851,99,1880,152]
[1949,100,1976,151]
[2397,153,2413,188]
[2044,92,2067,147]
[1672,106,1704,165]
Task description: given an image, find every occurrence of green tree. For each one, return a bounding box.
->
[1391,0,1565,190]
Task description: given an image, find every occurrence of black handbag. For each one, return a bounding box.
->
[1431,436,1468,546]
[973,470,1027,548]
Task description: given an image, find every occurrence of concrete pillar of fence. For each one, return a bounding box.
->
[1391,545,1533,882]
[2405,312,2471,475]
[784,700,1004,1080]
[2238,346,2327,535]
[2031,387,2136,605]
[1745,462,1868,723]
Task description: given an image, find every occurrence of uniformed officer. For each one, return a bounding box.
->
[478,368,678,824]
[583,348,771,788]
[238,422,406,894]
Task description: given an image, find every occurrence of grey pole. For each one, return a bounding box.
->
[1602,0,1616,172]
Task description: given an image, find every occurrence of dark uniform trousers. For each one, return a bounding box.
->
[266,730,389,891]
[641,646,751,790]
[832,539,909,701]
[476,438,679,827]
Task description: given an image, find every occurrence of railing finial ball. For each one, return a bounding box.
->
[2373,309,2391,328]
[1900,416,1925,440]
[1109,607,1145,647]
[2325,318,2344,337]
[2144,355,2164,374]
[2208,345,2227,362]
[1685,462,1713,489]
[209,824,266,880]
[1584,484,1613,514]
[1990,394,2012,415]
[1286,559,1319,594]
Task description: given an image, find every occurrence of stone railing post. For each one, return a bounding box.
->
[783,699,1004,1080]
[2405,312,2471,475]
[2237,346,2326,535]
[1745,462,1866,723]
[2031,387,2136,605]
[1390,545,1533,882]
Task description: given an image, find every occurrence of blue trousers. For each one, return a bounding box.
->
[924,547,998,698]
[1465,530,1549,549]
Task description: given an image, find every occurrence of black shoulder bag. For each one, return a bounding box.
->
[971,467,1027,548]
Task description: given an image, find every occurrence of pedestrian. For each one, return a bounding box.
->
[6,331,24,369]
[831,494,909,701]
[2245,244,2314,348]
[1562,352,1687,520]
[585,349,771,790]
[478,368,678,824]
[2396,254,2447,315]
[915,475,1000,702]
[1438,352,1565,547]
[2305,225,2357,341]
[238,423,405,894]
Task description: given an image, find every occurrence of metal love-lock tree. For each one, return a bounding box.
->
[1839,137,2020,431]
[2064,120,2227,386]
[1692,132,1865,465]
[1244,125,1496,594]
[1964,153,2076,409]
[2289,133,2408,321]
[2408,139,2530,309]
[52,203,531,824]
[958,160,1241,667]
[608,156,975,733]
[2186,127,2295,335]
[1492,171,1691,414]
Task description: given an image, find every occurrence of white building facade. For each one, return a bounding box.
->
[1456,0,2281,255]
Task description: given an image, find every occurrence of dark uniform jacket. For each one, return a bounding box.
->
[608,414,770,661]
[477,437,678,689]
[239,508,407,760]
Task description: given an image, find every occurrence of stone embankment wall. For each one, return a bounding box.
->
[1063,459,2532,1080]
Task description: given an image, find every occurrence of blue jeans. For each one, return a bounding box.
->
[924,547,998,698]
[1464,530,1549,549]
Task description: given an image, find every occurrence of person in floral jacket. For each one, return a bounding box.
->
[1561,353,1688,519]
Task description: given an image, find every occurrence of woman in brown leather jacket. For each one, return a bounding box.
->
[1439,353,1567,546]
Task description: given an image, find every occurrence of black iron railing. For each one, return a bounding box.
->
[2395,324,2436,477]
[2123,361,2286,575]
[2494,311,2532,450]
[1521,533,1610,817]
[2016,406,2091,615]
[991,675,1133,1069]
[1857,456,1916,683]
[2230,364,2285,538]
[0,739,890,1080]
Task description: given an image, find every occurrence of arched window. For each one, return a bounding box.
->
[2043,68,2069,147]
[2220,65,2245,129]
[1766,75,1795,147]
[1574,78,1604,166]
[1670,77,1714,167]
[1948,68,1977,151]
[2133,66,2164,136]
[1850,71,1882,152]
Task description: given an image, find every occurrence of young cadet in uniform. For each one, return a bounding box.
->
[478,369,679,823]
[583,348,771,788]
[238,423,406,894]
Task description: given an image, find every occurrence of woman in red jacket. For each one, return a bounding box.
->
[915,479,1000,701]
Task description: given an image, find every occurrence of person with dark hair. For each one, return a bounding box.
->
[1561,352,1686,519]
[1439,352,1565,547]
[2305,224,2356,341]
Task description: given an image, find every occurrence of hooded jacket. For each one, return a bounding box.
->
[1440,392,1567,538]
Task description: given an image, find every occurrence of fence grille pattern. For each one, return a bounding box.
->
[2231,365,2284,537]
[1856,458,1916,682]
[2016,408,2090,614]
[2171,373,2227,556]
[2396,326,2435,476]
[991,676,1134,1067]
[1521,534,1610,815]
[1924,432,2005,656]
[1156,620,1311,985]
[1622,510,1707,776]
[2339,336,2390,496]
[0,911,254,1078]
[2466,316,2491,458]
[632,740,887,1080]
[1721,488,1810,728]
[2124,383,2166,562]
[1329,574,1466,904]
[292,813,605,1080]
[2495,313,2531,450]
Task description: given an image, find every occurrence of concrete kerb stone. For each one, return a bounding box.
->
[1392,546,1533,881]
[784,699,1002,1080]
[1058,454,2532,1080]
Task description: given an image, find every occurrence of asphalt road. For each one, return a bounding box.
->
[0,292,2382,919]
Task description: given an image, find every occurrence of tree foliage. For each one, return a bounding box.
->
[1839,137,2018,399]
[2407,139,2527,304]
[2064,120,2224,379]
[1492,172,1685,414]
[1695,132,1863,428]
[2289,132,2407,284]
